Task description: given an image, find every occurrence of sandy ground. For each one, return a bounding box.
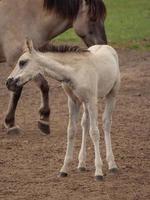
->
[0,49,150,200]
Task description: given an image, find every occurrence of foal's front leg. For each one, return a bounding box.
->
[59,97,80,177]
[34,74,50,134]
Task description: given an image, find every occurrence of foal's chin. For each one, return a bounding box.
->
[7,80,28,92]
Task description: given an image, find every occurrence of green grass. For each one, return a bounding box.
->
[53,0,150,50]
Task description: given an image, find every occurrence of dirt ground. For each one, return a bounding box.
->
[0,49,150,200]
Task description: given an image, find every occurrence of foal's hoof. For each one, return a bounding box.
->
[95,175,104,181]
[109,167,119,174]
[58,172,68,177]
[38,120,50,135]
[78,167,86,172]
[7,126,24,135]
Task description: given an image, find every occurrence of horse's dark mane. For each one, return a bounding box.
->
[43,0,106,20]
[43,0,81,19]
[39,43,89,53]
[86,0,106,20]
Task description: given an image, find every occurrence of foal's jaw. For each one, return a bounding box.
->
[7,68,35,91]
[6,76,22,92]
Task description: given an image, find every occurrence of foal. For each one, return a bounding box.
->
[6,40,120,180]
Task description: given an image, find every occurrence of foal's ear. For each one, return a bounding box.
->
[23,38,35,54]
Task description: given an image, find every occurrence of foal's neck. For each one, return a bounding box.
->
[36,52,74,82]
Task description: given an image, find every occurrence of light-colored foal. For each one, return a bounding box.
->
[7,40,120,180]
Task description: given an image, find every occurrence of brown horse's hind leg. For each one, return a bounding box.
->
[4,88,23,134]
[34,74,50,134]
[0,44,6,63]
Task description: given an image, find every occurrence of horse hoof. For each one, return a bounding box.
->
[78,167,86,172]
[38,120,50,135]
[58,172,68,177]
[7,126,24,135]
[109,167,119,174]
[95,175,104,181]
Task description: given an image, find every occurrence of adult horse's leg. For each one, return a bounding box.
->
[0,43,6,63]
[34,74,50,134]
[4,75,50,134]
[4,74,50,135]
[4,88,23,134]
[77,104,89,171]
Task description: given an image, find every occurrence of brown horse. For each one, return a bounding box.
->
[0,0,107,134]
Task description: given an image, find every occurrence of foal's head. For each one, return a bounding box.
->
[6,40,40,92]
[73,0,107,46]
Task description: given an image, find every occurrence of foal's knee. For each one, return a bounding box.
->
[89,127,100,142]
[102,115,112,133]
[81,110,89,129]
[81,114,88,128]
[67,126,76,141]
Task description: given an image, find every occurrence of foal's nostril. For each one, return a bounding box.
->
[6,77,20,91]
[14,77,20,85]
[6,77,14,88]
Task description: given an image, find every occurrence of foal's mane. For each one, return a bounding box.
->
[39,43,89,53]
[43,0,106,20]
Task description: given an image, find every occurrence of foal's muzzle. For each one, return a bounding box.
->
[6,77,21,91]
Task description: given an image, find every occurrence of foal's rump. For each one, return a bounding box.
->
[89,45,118,61]
[88,45,120,97]
[89,45,119,73]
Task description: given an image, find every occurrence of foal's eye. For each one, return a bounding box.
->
[19,59,28,68]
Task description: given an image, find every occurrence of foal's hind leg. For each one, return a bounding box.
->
[102,91,118,173]
[4,88,23,134]
[87,99,103,180]
[78,105,89,171]
[34,74,50,134]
